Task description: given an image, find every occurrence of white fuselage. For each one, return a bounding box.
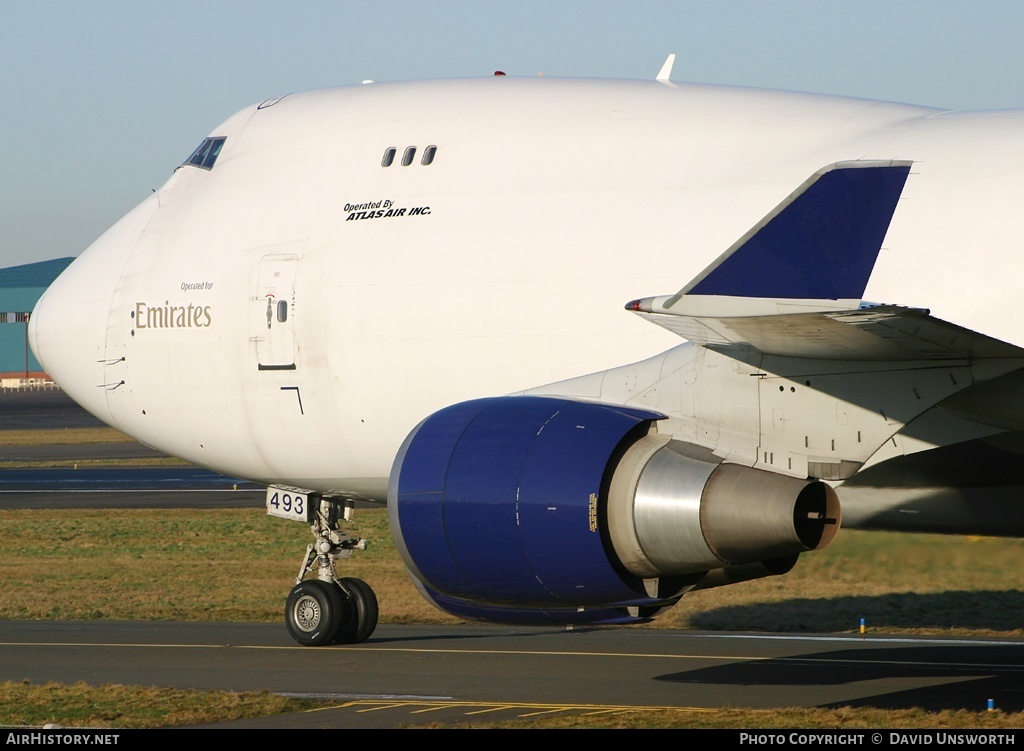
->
[29,77,1024,500]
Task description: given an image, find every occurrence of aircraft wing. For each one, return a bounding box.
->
[626,159,1024,362]
[627,303,1024,361]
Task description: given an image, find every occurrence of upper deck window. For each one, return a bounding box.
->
[183,137,227,170]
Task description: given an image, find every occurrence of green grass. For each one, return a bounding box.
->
[0,457,190,469]
[3,682,1022,729]
[0,506,1021,634]
[439,706,1024,729]
[659,532,1024,636]
[0,681,329,728]
[0,427,134,446]
[0,507,456,624]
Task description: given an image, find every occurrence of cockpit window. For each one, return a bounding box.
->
[183,137,227,170]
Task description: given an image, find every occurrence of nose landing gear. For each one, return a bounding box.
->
[284,496,379,646]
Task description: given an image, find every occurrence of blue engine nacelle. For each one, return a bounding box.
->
[388,396,840,625]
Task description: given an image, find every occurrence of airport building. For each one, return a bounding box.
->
[0,258,73,387]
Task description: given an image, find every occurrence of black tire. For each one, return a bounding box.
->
[285,579,347,646]
[334,577,379,644]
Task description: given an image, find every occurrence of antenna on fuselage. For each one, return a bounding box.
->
[656,53,675,82]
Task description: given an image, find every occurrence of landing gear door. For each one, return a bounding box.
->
[252,255,297,371]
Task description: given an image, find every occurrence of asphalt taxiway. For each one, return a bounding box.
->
[0,466,265,508]
[3,621,1023,728]
[0,387,106,430]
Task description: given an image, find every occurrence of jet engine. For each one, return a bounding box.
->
[388,396,840,625]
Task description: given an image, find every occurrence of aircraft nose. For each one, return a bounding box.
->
[29,193,160,428]
[29,257,117,426]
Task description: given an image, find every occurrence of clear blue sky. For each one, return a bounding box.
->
[4,0,1024,268]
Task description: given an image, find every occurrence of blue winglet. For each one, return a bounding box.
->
[682,161,911,300]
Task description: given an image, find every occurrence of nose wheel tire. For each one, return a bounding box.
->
[334,577,379,644]
[285,580,346,646]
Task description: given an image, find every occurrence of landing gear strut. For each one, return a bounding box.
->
[284,496,379,645]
